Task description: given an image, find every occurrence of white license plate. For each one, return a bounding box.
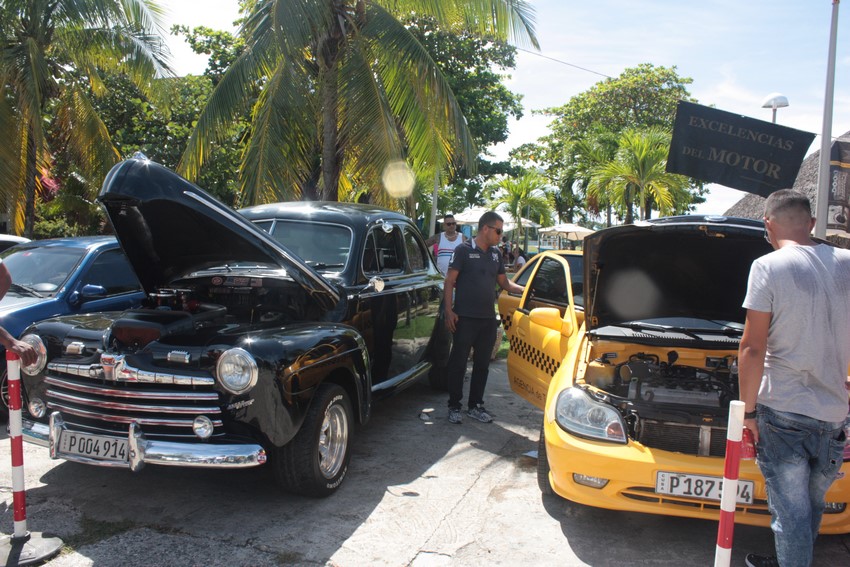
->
[58,430,129,463]
[656,471,754,504]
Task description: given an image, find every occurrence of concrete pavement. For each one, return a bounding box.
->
[1,360,848,566]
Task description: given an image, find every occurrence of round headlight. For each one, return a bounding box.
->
[20,334,47,376]
[215,348,258,394]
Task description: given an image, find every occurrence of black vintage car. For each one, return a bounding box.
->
[19,157,450,496]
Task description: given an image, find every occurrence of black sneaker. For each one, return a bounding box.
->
[745,554,779,567]
[448,408,463,424]
[467,405,493,423]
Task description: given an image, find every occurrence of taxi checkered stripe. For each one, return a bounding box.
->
[500,313,513,332]
[509,334,559,377]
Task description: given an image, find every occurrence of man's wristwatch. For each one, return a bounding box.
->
[744,410,757,419]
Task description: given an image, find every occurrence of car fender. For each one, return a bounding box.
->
[226,323,371,448]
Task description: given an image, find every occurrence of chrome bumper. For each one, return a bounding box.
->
[23,413,267,470]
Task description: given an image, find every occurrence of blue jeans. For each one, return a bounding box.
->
[755,405,846,567]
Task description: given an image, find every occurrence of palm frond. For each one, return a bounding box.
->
[179,23,279,180]
[365,4,476,175]
[55,85,122,185]
[239,57,318,205]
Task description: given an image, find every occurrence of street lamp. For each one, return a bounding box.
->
[761,92,789,123]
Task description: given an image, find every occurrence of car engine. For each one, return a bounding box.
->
[608,352,738,409]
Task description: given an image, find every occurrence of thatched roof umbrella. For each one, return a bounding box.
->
[723,131,850,247]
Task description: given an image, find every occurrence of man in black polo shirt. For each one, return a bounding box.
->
[444,211,524,424]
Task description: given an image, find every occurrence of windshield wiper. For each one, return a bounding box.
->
[9,283,43,298]
[609,322,702,340]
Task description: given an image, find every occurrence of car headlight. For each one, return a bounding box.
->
[20,334,47,376]
[215,347,258,394]
[555,387,627,443]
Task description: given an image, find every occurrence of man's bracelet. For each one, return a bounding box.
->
[744,410,757,420]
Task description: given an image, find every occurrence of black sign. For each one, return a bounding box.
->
[827,140,850,232]
[666,101,815,197]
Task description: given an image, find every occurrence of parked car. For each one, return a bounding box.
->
[0,236,144,415]
[0,234,30,252]
[498,216,850,534]
[19,157,450,497]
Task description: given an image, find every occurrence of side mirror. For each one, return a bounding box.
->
[80,284,107,299]
[529,307,573,336]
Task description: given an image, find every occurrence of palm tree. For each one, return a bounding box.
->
[0,0,171,236]
[489,170,552,242]
[178,0,538,205]
[587,127,689,223]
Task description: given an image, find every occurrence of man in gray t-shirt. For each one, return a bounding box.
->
[739,190,850,567]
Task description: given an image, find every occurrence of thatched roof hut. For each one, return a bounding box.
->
[723,131,850,247]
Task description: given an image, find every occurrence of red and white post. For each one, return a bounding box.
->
[714,399,746,567]
[7,351,28,539]
[0,351,62,565]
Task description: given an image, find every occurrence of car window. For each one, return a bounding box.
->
[561,253,584,307]
[363,226,404,275]
[403,226,427,273]
[513,255,541,286]
[264,220,352,270]
[524,257,570,307]
[79,249,142,295]
[1,245,86,294]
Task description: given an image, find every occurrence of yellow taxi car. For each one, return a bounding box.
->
[498,216,850,533]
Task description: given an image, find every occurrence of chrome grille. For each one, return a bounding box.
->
[636,420,727,457]
[44,362,222,439]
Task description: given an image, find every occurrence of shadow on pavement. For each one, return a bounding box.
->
[0,366,538,566]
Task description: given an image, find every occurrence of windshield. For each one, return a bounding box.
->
[255,220,353,271]
[1,245,86,295]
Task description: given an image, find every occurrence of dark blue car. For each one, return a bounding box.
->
[0,236,144,413]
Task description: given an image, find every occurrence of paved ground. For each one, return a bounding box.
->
[1,360,848,566]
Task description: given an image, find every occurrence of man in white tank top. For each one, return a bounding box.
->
[426,214,467,275]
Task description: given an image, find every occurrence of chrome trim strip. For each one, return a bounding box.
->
[27,415,265,470]
[48,361,215,386]
[45,402,223,428]
[48,390,221,415]
[44,376,219,401]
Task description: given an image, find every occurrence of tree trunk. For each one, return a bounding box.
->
[23,125,37,238]
[318,26,342,202]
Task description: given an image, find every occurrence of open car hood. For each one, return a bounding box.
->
[98,158,339,310]
[582,216,772,331]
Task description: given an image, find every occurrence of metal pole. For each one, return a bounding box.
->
[815,0,840,239]
[771,107,777,124]
[428,169,440,237]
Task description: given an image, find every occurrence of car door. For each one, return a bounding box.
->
[502,253,580,409]
[72,248,145,312]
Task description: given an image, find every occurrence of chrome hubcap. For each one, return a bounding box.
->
[318,403,348,479]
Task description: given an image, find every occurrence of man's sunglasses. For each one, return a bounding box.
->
[487,225,503,235]
[444,221,456,226]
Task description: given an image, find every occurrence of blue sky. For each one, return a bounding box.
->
[160,0,850,216]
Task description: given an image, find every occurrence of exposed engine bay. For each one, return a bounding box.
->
[610,352,738,409]
[108,276,321,350]
[583,349,739,455]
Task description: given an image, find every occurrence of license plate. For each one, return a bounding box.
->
[656,471,754,504]
[58,430,129,463]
